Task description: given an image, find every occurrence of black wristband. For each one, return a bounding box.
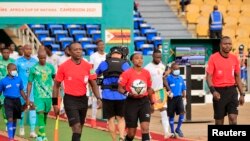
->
[52,97,58,105]
[209,86,216,94]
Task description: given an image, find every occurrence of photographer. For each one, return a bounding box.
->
[96,46,130,141]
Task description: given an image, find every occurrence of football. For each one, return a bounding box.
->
[130,79,147,95]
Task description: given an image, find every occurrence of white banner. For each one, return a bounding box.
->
[0,2,102,17]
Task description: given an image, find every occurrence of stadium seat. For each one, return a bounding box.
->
[217,0,230,7]
[227,5,241,14]
[41,37,55,46]
[83,44,97,55]
[222,28,236,39]
[134,36,147,50]
[77,37,93,48]
[243,0,250,4]
[190,0,204,6]
[64,24,81,35]
[196,23,209,37]
[235,28,250,39]
[53,30,69,42]
[224,16,238,26]
[238,16,250,25]
[51,44,60,51]
[134,29,140,37]
[139,23,151,34]
[186,12,200,25]
[47,24,63,33]
[29,24,45,31]
[140,44,154,55]
[86,24,100,35]
[134,17,144,29]
[152,36,163,48]
[71,30,87,41]
[217,5,227,15]
[203,0,216,6]
[90,30,101,41]
[230,0,242,6]
[59,37,73,50]
[144,29,157,41]
[34,30,49,41]
[200,5,213,17]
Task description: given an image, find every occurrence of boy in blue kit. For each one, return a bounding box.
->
[166,62,186,138]
[0,63,27,141]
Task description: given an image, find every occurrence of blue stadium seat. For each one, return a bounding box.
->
[140,44,154,55]
[51,44,60,51]
[59,37,73,50]
[34,30,49,41]
[53,30,68,42]
[144,29,157,41]
[72,30,87,41]
[41,37,55,46]
[64,24,82,35]
[29,24,45,31]
[90,30,101,41]
[134,17,144,29]
[77,37,93,48]
[134,36,147,50]
[134,29,140,37]
[86,24,100,35]
[83,44,97,55]
[133,11,141,18]
[152,36,163,48]
[47,24,63,33]
[140,23,151,34]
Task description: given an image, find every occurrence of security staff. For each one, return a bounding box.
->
[209,5,224,39]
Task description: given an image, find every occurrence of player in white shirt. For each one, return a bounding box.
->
[8,43,19,60]
[144,49,172,139]
[44,45,60,72]
[89,39,107,127]
[59,46,71,66]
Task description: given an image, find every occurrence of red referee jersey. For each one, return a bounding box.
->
[119,68,152,97]
[206,52,240,87]
[55,59,96,96]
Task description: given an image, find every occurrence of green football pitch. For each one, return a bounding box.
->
[0,113,137,141]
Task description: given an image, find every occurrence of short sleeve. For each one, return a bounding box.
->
[234,56,240,74]
[122,62,130,71]
[206,55,214,75]
[95,61,107,75]
[181,78,187,91]
[28,67,35,83]
[118,71,129,87]
[55,65,65,82]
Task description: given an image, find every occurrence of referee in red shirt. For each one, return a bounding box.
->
[52,42,102,141]
[206,36,245,125]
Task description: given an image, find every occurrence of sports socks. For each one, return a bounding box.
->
[29,110,36,132]
[19,112,24,128]
[169,116,175,133]
[13,122,16,138]
[7,121,14,139]
[176,114,184,131]
[125,135,134,141]
[142,133,150,141]
[160,110,170,134]
[38,113,46,137]
[72,133,81,141]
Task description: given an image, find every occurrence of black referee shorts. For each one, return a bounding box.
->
[63,94,88,127]
[213,86,239,120]
[102,99,125,119]
[4,97,22,120]
[125,97,151,128]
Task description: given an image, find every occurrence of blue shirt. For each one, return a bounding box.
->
[96,61,130,100]
[15,57,37,92]
[167,74,186,97]
[0,76,24,98]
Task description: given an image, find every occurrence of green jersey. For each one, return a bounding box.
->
[0,57,15,80]
[28,63,55,98]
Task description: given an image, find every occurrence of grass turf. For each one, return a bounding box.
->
[0,113,115,141]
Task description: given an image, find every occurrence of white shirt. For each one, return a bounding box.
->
[47,54,60,72]
[59,55,70,66]
[10,51,19,60]
[144,62,166,91]
[89,52,107,71]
